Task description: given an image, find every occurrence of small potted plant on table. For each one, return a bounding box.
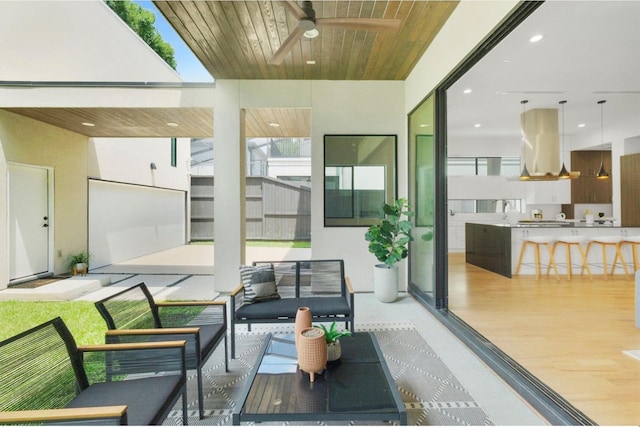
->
[317,321,352,362]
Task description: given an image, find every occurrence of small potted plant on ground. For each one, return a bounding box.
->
[316,321,352,362]
[364,198,414,302]
[67,251,90,276]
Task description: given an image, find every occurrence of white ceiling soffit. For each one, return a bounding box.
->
[447,1,640,149]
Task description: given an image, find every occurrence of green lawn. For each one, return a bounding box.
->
[0,301,105,343]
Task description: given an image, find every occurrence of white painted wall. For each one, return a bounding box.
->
[88,137,190,191]
[0,111,89,288]
[212,80,405,292]
[0,0,180,82]
[88,180,186,268]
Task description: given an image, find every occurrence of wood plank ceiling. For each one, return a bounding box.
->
[154,1,459,81]
[3,1,458,139]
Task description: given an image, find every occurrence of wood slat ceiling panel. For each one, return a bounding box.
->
[3,108,213,137]
[245,108,310,138]
[154,0,459,80]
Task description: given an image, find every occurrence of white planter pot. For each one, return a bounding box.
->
[373,264,398,303]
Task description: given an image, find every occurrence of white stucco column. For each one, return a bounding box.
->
[213,81,245,292]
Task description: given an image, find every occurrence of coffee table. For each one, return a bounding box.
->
[233,332,406,425]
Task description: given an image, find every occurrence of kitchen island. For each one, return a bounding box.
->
[465,222,640,278]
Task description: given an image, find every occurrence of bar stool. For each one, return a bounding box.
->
[515,236,558,279]
[549,236,592,280]
[584,236,629,279]
[617,235,640,274]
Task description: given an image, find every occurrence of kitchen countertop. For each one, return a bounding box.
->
[487,220,620,228]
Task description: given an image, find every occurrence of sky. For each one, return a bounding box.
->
[134,1,214,82]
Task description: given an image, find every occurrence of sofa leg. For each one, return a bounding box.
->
[224,334,229,371]
[230,323,236,359]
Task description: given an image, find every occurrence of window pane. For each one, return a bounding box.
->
[324,135,396,226]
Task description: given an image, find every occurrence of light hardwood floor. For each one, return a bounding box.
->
[447,253,640,426]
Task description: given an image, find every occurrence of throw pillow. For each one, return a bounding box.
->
[239,264,280,304]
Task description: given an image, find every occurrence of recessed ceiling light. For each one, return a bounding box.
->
[529,34,543,43]
[463,89,472,94]
[474,123,482,128]
[503,59,511,63]
[167,122,179,127]
[578,123,586,128]
[303,28,319,39]
[269,122,280,127]
[81,122,95,127]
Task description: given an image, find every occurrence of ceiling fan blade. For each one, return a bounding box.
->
[268,26,305,65]
[281,0,308,21]
[316,18,401,32]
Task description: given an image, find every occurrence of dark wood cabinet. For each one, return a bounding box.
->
[465,223,512,277]
[570,150,612,203]
[621,153,640,226]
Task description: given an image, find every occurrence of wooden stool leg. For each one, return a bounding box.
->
[577,244,592,279]
[581,242,592,275]
[547,242,558,276]
[545,242,558,279]
[565,243,573,280]
[612,243,630,276]
[601,243,609,280]
[515,241,528,275]
[534,243,541,279]
[633,243,639,273]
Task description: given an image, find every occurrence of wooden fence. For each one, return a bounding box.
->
[190,176,311,241]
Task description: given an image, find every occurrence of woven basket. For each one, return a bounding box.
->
[297,327,327,382]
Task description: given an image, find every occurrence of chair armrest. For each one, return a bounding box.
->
[230,284,244,297]
[0,406,128,424]
[78,340,187,352]
[105,328,200,337]
[345,277,355,295]
[156,300,226,307]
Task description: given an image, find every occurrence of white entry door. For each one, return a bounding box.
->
[8,163,51,281]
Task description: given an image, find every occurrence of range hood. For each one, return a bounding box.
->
[514,108,580,181]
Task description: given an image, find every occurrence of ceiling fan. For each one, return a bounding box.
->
[269,0,401,65]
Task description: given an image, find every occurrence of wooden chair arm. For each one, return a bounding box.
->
[78,340,187,353]
[105,328,200,337]
[230,284,244,297]
[0,406,128,424]
[345,277,355,294]
[156,300,226,307]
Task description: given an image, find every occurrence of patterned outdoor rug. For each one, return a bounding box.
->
[163,322,493,425]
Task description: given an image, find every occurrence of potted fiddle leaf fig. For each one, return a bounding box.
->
[364,198,414,302]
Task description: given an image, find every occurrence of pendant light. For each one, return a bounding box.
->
[558,100,571,179]
[596,100,609,179]
[519,100,531,180]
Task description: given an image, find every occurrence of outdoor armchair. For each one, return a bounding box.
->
[0,316,188,425]
[94,282,228,420]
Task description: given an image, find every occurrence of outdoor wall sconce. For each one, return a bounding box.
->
[150,162,157,170]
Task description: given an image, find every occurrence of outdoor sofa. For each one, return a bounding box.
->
[230,259,355,358]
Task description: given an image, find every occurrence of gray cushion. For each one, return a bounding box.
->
[235,297,350,320]
[239,264,280,304]
[67,375,183,425]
